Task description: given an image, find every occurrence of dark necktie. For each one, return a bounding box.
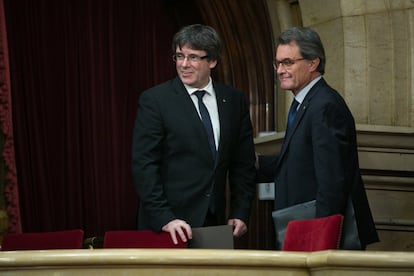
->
[287,98,299,130]
[194,90,217,160]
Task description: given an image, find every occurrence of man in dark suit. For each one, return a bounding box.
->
[132,24,256,245]
[257,27,379,249]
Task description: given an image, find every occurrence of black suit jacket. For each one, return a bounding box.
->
[132,77,256,232]
[259,78,379,248]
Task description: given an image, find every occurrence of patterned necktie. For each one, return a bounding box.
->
[194,90,217,160]
[287,98,299,130]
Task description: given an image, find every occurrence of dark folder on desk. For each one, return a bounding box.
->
[189,225,234,249]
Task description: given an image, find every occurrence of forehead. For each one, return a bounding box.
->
[175,45,205,53]
[276,42,300,58]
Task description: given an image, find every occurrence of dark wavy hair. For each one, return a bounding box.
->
[172,24,222,63]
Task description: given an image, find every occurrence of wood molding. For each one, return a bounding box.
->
[196,0,276,135]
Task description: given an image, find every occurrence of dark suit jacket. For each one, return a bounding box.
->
[258,78,379,248]
[132,77,256,232]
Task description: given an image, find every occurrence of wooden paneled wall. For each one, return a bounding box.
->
[357,125,414,251]
[195,0,276,135]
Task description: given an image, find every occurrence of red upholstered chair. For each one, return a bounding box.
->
[1,229,84,251]
[103,230,187,248]
[282,214,343,252]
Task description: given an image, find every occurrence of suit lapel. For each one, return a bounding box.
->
[172,78,203,128]
[172,78,217,164]
[214,83,231,162]
[275,78,325,170]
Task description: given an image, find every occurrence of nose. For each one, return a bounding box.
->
[273,62,283,72]
[276,63,286,73]
[181,57,191,66]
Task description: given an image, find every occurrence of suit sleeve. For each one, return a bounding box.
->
[312,98,352,217]
[132,91,175,231]
[227,94,257,224]
[257,155,278,183]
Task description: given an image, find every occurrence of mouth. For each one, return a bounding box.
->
[278,73,290,81]
[180,71,193,78]
[278,75,292,88]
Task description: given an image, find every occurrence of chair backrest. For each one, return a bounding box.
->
[282,214,343,252]
[103,230,187,248]
[1,229,84,251]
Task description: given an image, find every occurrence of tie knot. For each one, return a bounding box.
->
[291,99,299,109]
[194,90,206,99]
[287,98,300,129]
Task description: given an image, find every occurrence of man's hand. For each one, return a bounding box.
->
[228,218,247,237]
[162,219,192,245]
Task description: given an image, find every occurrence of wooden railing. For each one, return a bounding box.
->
[0,249,413,275]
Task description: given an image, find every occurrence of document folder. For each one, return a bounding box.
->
[189,225,234,249]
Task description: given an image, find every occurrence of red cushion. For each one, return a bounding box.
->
[1,229,84,251]
[282,214,343,252]
[103,230,187,248]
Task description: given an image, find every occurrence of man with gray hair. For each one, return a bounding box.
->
[257,27,379,249]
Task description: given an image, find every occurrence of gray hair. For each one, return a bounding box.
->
[277,27,326,74]
[172,24,222,63]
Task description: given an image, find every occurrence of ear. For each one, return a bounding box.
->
[209,60,218,69]
[309,57,320,72]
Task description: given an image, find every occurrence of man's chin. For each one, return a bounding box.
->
[179,76,194,85]
[280,86,292,91]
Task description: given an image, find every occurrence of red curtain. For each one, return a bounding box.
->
[0,0,22,234]
[2,0,177,237]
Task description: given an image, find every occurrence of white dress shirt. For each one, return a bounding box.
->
[185,78,220,150]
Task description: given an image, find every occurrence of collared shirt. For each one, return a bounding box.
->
[185,78,220,149]
[294,76,322,109]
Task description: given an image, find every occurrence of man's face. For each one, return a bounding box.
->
[275,42,316,95]
[175,45,217,89]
